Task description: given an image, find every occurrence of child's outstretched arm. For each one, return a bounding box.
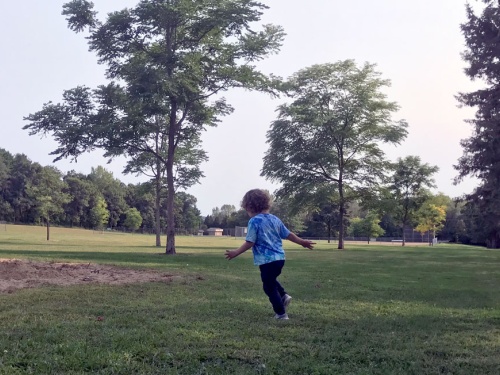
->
[225,241,254,260]
[287,233,315,249]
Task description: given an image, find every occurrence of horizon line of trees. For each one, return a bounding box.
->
[0,146,490,247]
[0,148,201,240]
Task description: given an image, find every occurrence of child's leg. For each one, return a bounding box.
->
[259,260,286,315]
[276,280,286,298]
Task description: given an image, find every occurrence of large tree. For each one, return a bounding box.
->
[456,0,500,248]
[261,60,408,249]
[24,0,284,254]
[386,156,438,246]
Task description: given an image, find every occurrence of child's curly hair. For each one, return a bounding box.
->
[241,189,271,214]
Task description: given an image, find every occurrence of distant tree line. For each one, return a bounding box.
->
[204,189,482,246]
[0,146,490,246]
[0,149,201,240]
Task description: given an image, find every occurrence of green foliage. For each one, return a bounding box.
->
[262,60,408,249]
[63,172,100,227]
[124,183,156,230]
[205,204,243,230]
[88,167,128,228]
[456,1,500,248]
[90,196,110,230]
[174,192,201,234]
[415,202,447,240]
[0,149,14,221]
[123,208,143,232]
[439,200,467,243]
[4,154,43,223]
[25,166,71,239]
[270,199,306,234]
[348,212,384,243]
[0,149,202,236]
[385,156,438,245]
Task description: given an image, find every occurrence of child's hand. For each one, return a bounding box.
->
[301,240,316,249]
[225,249,238,260]
[225,242,252,260]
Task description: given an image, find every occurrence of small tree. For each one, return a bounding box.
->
[348,212,384,244]
[386,156,438,246]
[362,212,385,244]
[415,203,446,245]
[124,208,143,232]
[26,166,70,240]
[90,196,110,231]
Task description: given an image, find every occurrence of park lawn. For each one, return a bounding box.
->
[0,225,499,374]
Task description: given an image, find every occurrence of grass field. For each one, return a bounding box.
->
[0,225,499,374]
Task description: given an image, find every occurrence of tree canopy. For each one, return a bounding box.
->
[456,0,500,248]
[261,60,408,249]
[24,0,285,254]
[385,156,438,246]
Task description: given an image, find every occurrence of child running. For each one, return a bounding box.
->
[225,189,315,320]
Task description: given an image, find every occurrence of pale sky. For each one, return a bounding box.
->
[1,1,480,215]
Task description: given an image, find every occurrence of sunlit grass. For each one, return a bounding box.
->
[0,225,499,374]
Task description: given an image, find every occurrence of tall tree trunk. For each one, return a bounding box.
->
[402,222,406,246]
[164,25,177,255]
[154,126,162,247]
[165,100,177,255]
[338,180,345,250]
[165,168,176,254]
[327,219,331,244]
[155,171,162,247]
[46,218,50,241]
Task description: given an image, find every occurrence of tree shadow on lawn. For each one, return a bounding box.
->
[289,312,500,374]
[1,286,497,375]
[291,271,500,310]
[1,249,499,311]
[118,295,500,374]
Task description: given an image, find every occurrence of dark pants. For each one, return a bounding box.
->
[259,260,287,315]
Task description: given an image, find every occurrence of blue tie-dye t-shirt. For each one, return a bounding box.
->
[245,213,291,266]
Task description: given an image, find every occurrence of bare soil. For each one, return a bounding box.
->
[0,258,178,294]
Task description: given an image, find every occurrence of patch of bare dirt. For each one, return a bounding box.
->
[0,259,178,294]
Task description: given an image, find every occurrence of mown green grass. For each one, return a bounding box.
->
[0,225,499,374]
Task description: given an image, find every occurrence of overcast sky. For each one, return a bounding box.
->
[1,0,480,215]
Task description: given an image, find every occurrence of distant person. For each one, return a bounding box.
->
[225,189,315,320]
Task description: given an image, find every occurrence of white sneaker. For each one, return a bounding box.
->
[274,313,289,320]
[282,294,292,309]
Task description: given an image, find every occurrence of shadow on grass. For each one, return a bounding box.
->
[1,248,499,311]
[3,283,497,375]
